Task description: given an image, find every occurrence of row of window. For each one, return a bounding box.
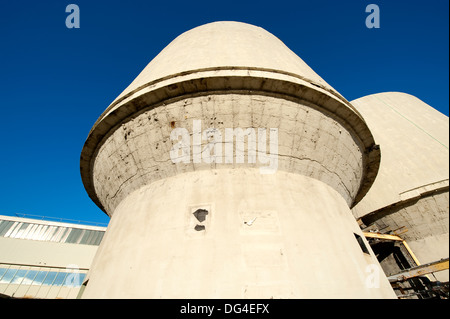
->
[0,267,86,288]
[0,219,105,246]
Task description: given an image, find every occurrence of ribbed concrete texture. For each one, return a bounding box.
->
[352,92,449,281]
[80,21,395,298]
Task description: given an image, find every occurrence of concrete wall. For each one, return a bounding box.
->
[92,93,366,214]
[83,169,395,298]
[0,237,98,269]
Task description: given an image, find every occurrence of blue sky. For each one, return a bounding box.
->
[0,0,448,226]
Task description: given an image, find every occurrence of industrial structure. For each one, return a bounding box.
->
[351,92,449,298]
[72,21,448,299]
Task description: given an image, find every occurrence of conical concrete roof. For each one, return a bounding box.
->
[93,21,356,123]
[351,92,449,219]
[113,21,337,102]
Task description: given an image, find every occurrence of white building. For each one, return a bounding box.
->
[0,214,106,299]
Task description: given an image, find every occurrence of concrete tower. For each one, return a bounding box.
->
[351,92,449,282]
[80,21,396,298]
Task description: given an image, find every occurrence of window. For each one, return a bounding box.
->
[0,219,105,246]
[80,230,94,245]
[53,272,68,286]
[0,268,18,284]
[0,268,7,281]
[0,221,13,236]
[24,270,38,284]
[354,233,370,254]
[0,265,88,298]
[11,269,28,284]
[90,231,104,245]
[43,271,58,286]
[32,271,48,286]
[64,273,86,287]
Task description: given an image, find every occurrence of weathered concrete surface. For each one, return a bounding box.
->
[92,93,365,214]
[83,169,395,298]
[80,22,394,298]
[351,92,449,281]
